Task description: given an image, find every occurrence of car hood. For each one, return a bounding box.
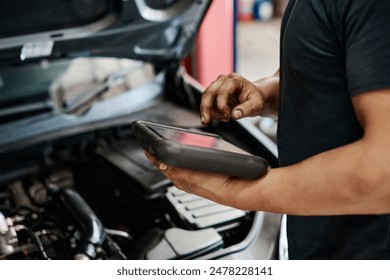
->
[0,0,211,66]
[0,0,212,149]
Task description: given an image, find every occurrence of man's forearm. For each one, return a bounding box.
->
[230,81,390,216]
[231,138,389,215]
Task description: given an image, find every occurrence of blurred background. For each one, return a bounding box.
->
[183,0,288,142]
[185,0,288,86]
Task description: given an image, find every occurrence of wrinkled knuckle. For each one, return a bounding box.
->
[227,72,236,79]
[217,74,227,80]
[230,74,244,89]
[228,72,241,81]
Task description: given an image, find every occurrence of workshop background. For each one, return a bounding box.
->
[184,0,287,143]
[186,0,287,86]
[0,0,289,261]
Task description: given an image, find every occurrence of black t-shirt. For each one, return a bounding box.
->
[278,0,390,259]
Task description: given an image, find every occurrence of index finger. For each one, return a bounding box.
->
[200,77,225,125]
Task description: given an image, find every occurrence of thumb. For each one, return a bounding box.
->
[231,96,263,120]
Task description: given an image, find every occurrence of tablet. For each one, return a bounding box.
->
[131,121,269,179]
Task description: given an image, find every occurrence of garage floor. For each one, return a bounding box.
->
[237,19,281,81]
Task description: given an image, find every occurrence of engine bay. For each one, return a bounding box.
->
[0,0,280,261]
[0,122,263,260]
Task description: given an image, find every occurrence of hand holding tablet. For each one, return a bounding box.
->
[132,121,269,179]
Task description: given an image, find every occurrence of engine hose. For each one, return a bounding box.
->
[27,230,49,260]
[59,188,106,259]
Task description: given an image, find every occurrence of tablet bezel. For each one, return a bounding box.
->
[132,120,269,179]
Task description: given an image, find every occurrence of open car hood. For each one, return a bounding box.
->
[0,0,211,66]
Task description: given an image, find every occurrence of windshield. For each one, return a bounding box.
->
[0,57,155,124]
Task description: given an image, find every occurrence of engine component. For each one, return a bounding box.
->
[58,188,106,259]
[0,129,259,260]
[0,211,18,257]
[166,186,246,229]
[0,179,126,260]
[146,227,223,260]
[95,139,170,199]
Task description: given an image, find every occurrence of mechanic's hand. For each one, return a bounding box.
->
[144,151,242,207]
[200,73,268,125]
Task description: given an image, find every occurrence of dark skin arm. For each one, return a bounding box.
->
[145,72,390,215]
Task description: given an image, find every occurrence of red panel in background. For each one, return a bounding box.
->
[188,0,235,88]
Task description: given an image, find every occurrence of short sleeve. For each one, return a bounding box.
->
[343,0,390,96]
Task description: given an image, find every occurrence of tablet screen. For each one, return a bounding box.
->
[148,125,249,155]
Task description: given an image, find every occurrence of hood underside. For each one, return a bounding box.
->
[0,0,211,66]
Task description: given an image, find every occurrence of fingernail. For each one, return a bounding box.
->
[200,115,206,124]
[159,162,168,171]
[233,109,243,119]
